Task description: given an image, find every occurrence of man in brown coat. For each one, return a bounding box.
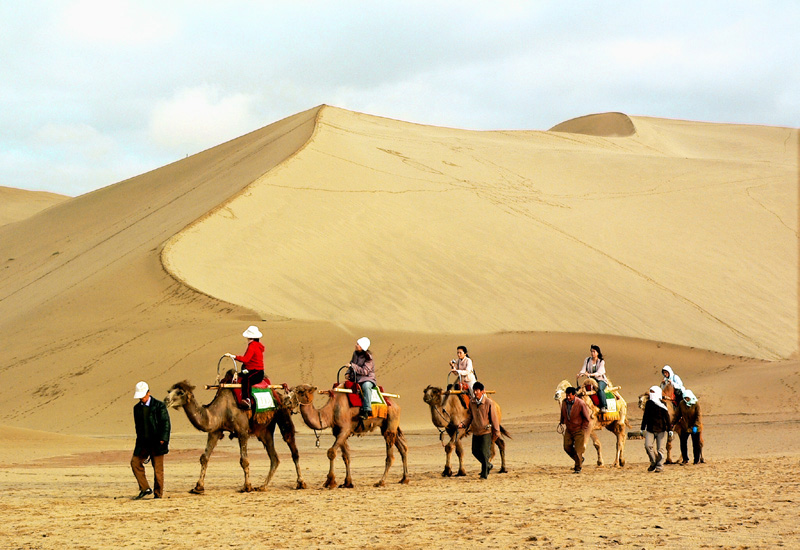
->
[559,386,592,473]
[673,389,704,464]
[458,381,501,479]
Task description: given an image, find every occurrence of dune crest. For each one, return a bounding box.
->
[0,186,70,227]
[163,105,797,360]
[549,112,636,137]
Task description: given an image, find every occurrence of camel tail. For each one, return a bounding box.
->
[500,425,512,439]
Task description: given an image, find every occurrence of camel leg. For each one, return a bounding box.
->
[237,433,254,492]
[340,439,354,488]
[442,435,455,477]
[191,430,223,494]
[665,432,676,464]
[395,428,410,485]
[454,432,468,476]
[615,429,626,467]
[495,438,508,473]
[324,427,347,489]
[277,411,306,489]
[255,423,280,491]
[376,428,397,487]
[590,430,604,466]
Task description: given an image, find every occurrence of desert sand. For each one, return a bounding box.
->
[0,106,797,549]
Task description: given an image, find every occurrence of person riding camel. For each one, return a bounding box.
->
[348,337,377,420]
[224,325,265,410]
[660,365,684,402]
[449,345,476,397]
[578,344,609,413]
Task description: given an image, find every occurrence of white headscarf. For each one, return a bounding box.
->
[661,365,684,390]
[682,389,698,406]
[648,386,668,411]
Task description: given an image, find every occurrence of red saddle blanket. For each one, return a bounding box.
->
[233,377,272,403]
[336,381,389,407]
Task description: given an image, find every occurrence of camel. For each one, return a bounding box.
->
[553,377,629,467]
[285,384,409,488]
[164,372,306,493]
[422,385,511,476]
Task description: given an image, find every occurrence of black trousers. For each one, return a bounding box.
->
[471,434,493,478]
[241,370,264,400]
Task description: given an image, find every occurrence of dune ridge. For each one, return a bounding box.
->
[163,106,797,360]
[549,111,637,136]
[0,186,70,227]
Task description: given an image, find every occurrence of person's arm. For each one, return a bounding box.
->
[459,407,473,430]
[641,402,649,431]
[577,358,588,377]
[235,341,256,364]
[593,360,606,378]
[453,358,473,377]
[559,402,567,425]
[350,355,374,376]
[157,401,171,445]
[489,402,501,440]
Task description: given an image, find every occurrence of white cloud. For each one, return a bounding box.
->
[148,86,259,156]
[58,0,176,45]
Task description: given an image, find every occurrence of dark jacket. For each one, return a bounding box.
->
[640,400,670,433]
[674,400,703,432]
[133,397,171,457]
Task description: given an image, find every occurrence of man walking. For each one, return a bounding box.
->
[131,381,171,499]
[459,381,501,479]
[559,386,592,473]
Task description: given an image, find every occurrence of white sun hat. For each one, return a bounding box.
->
[133,381,149,399]
[357,337,370,351]
[242,326,263,339]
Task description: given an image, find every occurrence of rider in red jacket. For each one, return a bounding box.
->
[225,326,265,410]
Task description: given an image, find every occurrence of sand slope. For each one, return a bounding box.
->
[164,107,798,360]
[0,106,797,438]
[0,186,69,227]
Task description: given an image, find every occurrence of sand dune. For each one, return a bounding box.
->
[0,186,69,227]
[0,105,796,440]
[164,106,797,360]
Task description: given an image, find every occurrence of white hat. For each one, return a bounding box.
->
[133,381,149,399]
[243,326,263,339]
[357,337,370,351]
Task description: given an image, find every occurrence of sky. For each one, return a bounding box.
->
[1,1,798,196]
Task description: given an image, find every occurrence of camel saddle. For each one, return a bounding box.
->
[336,381,389,419]
[232,377,280,412]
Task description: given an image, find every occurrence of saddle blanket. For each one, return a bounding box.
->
[232,378,277,412]
[337,381,389,419]
[590,391,618,413]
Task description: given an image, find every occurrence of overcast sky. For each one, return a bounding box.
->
[2,1,798,196]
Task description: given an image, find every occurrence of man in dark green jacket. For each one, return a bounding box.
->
[131,381,171,499]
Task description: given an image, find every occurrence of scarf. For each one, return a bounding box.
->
[649,386,668,411]
[682,389,698,406]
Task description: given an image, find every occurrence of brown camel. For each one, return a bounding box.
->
[422,385,510,476]
[286,384,409,488]
[164,372,306,493]
[637,383,690,465]
[554,378,629,467]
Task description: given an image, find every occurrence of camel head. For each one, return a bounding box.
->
[291,384,319,407]
[554,379,571,403]
[164,381,195,409]
[422,385,443,406]
[638,392,649,411]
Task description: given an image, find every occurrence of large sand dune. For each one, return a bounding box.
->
[0,106,796,439]
[0,186,69,227]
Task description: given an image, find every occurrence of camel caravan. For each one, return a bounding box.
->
[153,332,704,497]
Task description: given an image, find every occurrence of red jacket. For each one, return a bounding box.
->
[235,341,264,371]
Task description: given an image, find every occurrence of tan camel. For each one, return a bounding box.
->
[553,378,629,467]
[422,385,510,476]
[164,372,306,493]
[637,384,684,465]
[286,384,409,488]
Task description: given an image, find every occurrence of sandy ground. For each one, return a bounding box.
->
[2,417,799,550]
